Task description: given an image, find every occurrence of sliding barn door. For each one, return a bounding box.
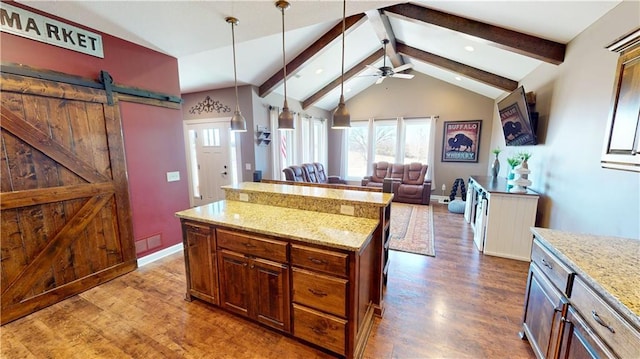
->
[0,72,136,325]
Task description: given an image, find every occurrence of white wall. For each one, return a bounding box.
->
[487,0,640,239]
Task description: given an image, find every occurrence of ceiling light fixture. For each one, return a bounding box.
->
[332,0,350,129]
[464,45,475,52]
[276,0,294,130]
[226,16,247,132]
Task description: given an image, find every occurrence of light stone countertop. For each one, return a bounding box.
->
[175,200,379,251]
[531,227,640,329]
[222,182,393,206]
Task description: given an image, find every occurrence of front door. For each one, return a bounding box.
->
[185,121,233,206]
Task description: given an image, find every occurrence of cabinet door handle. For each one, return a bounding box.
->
[308,257,327,265]
[308,288,328,297]
[243,242,256,248]
[541,258,553,270]
[311,326,327,335]
[591,311,615,333]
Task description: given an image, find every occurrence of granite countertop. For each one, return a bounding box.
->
[175,200,379,251]
[531,227,640,328]
[222,182,393,206]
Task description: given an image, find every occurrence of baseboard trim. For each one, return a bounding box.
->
[137,243,184,267]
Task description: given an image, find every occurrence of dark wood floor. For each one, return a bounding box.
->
[1,203,535,359]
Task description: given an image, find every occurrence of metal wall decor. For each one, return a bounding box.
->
[188,96,231,114]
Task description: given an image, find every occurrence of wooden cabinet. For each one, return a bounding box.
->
[217,229,290,333]
[601,29,640,172]
[465,176,539,261]
[522,236,640,359]
[183,221,219,305]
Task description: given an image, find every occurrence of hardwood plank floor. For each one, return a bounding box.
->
[1,203,535,358]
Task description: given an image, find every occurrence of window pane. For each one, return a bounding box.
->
[347,123,369,178]
[404,120,430,164]
[374,120,397,163]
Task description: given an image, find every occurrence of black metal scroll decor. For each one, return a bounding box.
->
[188,96,231,114]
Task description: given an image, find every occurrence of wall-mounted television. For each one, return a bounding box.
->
[497,86,538,146]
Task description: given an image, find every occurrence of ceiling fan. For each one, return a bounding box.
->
[365,39,415,84]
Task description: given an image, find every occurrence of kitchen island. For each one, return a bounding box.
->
[175,183,392,359]
[521,228,639,358]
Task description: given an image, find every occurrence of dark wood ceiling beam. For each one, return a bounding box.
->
[396,42,518,91]
[364,9,404,68]
[302,49,384,109]
[383,3,565,65]
[258,13,366,98]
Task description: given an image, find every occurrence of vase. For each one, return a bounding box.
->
[491,156,500,177]
[507,167,515,191]
[521,159,529,180]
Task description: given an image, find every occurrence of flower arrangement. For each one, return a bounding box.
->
[492,148,502,156]
[518,151,532,162]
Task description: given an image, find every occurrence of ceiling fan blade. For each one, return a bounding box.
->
[392,73,414,79]
[375,77,385,84]
[392,63,413,73]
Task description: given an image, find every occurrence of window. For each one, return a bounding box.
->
[346,120,370,178]
[344,117,436,182]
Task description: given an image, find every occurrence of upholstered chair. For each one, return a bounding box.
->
[396,163,431,205]
[282,165,306,182]
[362,161,390,188]
[313,163,347,184]
[301,163,319,183]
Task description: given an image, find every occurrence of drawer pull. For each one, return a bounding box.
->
[242,242,256,248]
[541,258,553,270]
[308,288,328,297]
[311,326,327,335]
[591,311,615,333]
[308,257,327,265]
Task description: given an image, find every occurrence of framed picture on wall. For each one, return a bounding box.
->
[441,120,482,163]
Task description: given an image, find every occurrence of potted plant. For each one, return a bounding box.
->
[506,156,522,190]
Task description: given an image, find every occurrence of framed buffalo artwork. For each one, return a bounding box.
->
[441,120,482,163]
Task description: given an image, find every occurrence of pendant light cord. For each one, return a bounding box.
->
[231,21,240,111]
[281,7,287,100]
[340,0,346,97]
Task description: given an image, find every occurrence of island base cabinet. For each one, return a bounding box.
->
[183,222,219,305]
[559,307,616,359]
[217,249,291,333]
[293,303,347,356]
[521,262,568,359]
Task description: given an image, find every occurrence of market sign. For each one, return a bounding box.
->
[1,3,104,58]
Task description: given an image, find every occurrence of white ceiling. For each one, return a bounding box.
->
[19,0,622,111]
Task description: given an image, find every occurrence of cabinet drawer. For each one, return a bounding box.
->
[571,276,640,359]
[291,244,348,277]
[293,303,346,356]
[293,268,347,317]
[183,221,212,235]
[216,229,287,262]
[531,239,573,294]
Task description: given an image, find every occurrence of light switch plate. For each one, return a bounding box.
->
[166,171,180,182]
[245,163,252,170]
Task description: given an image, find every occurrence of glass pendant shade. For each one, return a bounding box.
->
[332,95,350,129]
[332,0,350,129]
[276,0,294,131]
[226,16,247,133]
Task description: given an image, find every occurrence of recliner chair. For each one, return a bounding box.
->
[282,165,306,182]
[361,161,390,188]
[395,163,431,205]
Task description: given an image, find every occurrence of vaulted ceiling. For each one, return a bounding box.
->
[19,1,621,111]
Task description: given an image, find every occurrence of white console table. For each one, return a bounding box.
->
[464,176,539,261]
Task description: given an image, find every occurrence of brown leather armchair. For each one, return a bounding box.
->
[313,162,347,184]
[396,163,431,205]
[361,161,390,188]
[282,165,306,182]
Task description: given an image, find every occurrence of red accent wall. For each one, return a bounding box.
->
[1,1,189,258]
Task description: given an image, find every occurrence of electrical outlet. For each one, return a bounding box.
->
[340,205,355,216]
[239,193,249,202]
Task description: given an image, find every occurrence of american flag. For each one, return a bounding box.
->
[280,133,287,160]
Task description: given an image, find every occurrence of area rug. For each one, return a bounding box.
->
[389,202,435,257]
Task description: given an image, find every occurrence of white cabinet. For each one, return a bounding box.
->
[464,176,539,261]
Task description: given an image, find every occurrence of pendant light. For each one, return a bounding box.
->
[276,0,294,130]
[332,0,350,129]
[226,16,247,132]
